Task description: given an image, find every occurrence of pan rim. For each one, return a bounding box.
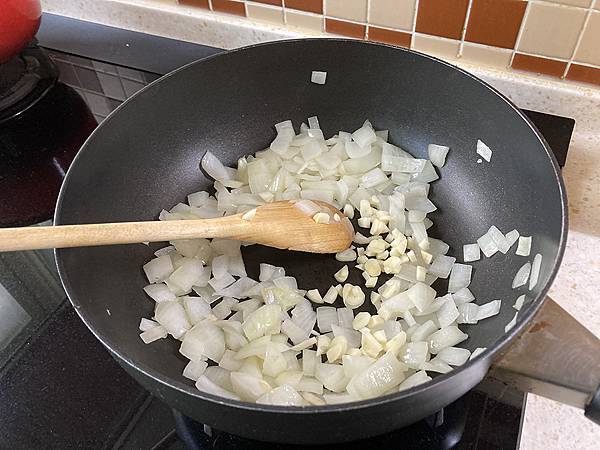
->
[54,38,568,414]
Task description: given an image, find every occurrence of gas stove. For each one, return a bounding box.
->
[0,14,575,450]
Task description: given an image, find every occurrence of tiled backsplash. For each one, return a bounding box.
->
[173,0,600,86]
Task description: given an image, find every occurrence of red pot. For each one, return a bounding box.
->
[0,0,42,63]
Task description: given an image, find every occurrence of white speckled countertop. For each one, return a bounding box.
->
[41,1,600,448]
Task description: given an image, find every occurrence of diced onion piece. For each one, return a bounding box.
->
[505,312,518,332]
[352,125,377,148]
[453,288,475,305]
[505,229,520,249]
[306,289,323,304]
[457,303,479,324]
[513,295,526,311]
[139,317,159,331]
[428,144,450,168]
[462,244,480,263]
[437,347,471,366]
[315,363,348,393]
[512,262,531,288]
[196,375,240,400]
[346,352,406,400]
[140,325,168,343]
[476,139,492,162]
[180,321,225,362]
[427,326,468,354]
[529,254,542,290]
[336,248,357,262]
[476,300,501,320]
[470,347,486,360]
[398,341,428,369]
[448,263,472,293]
[242,304,282,341]
[231,372,272,401]
[488,226,510,254]
[428,255,456,279]
[143,255,174,283]
[183,359,208,381]
[311,71,327,85]
[516,236,532,257]
[335,265,349,282]
[477,231,498,258]
[143,283,176,303]
[437,296,459,328]
[322,285,339,304]
[201,150,234,181]
[155,301,191,339]
[317,307,338,333]
[398,370,432,391]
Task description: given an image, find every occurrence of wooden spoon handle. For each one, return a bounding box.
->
[0,216,245,252]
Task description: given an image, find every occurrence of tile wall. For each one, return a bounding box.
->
[173,0,600,87]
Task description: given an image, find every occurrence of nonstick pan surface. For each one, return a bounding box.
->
[55,39,566,444]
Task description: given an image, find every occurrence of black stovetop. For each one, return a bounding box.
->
[0,13,575,450]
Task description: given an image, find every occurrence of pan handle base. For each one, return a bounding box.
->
[489,297,600,423]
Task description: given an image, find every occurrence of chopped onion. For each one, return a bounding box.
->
[448,263,472,293]
[476,139,492,162]
[476,300,501,320]
[529,254,542,290]
[310,71,327,85]
[437,347,470,366]
[196,375,240,400]
[477,231,498,258]
[470,347,486,360]
[257,385,305,406]
[143,255,174,283]
[155,301,190,339]
[346,352,406,400]
[317,306,338,333]
[505,312,518,332]
[452,287,475,305]
[428,144,450,168]
[516,236,532,257]
[428,255,456,279]
[427,326,468,354]
[180,321,225,362]
[183,359,208,381]
[462,244,480,263]
[512,262,531,288]
[140,325,168,343]
[143,283,176,303]
[398,370,431,391]
[513,295,526,311]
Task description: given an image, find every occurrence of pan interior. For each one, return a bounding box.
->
[55,40,564,401]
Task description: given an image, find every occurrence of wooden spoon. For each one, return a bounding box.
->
[0,200,354,253]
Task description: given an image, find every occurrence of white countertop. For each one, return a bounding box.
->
[42,1,600,448]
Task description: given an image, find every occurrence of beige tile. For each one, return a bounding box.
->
[412,34,460,61]
[326,0,367,22]
[285,10,323,32]
[574,11,600,66]
[460,42,512,68]
[369,0,415,31]
[518,2,587,59]
[542,0,591,7]
[246,3,284,24]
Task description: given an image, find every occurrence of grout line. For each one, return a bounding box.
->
[365,0,371,39]
[410,0,419,49]
[563,0,596,78]
[281,0,287,25]
[458,0,474,58]
[243,0,248,17]
[207,0,213,11]
[509,0,532,67]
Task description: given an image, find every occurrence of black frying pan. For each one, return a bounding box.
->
[54,40,600,444]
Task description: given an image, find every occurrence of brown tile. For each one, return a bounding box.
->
[511,53,567,78]
[566,64,600,86]
[178,0,209,8]
[286,0,322,15]
[465,0,526,49]
[252,0,281,5]
[325,18,366,39]
[212,0,246,16]
[416,0,469,40]
[368,27,411,48]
